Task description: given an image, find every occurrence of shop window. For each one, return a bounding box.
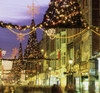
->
[82,79,89,90]
[69,48,74,59]
[75,77,80,91]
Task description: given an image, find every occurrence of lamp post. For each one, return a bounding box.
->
[69,58,73,84]
[41,49,44,54]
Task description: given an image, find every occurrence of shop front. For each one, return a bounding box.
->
[81,75,89,91]
[78,62,89,92]
[67,74,73,86]
[73,64,80,91]
[74,77,80,91]
[59,68,66,88]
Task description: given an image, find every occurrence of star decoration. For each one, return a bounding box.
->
[11,48,18,58]
[27,3,40,17]
[18,26,22,30]
[46,28,56,40]
[17,33,25,42]
[2,50,6,56]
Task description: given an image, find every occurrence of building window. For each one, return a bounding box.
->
[62,35,66,43]
[62,56,65,65]
[85,13,88,21]
[69,48,74,59]
[82,40,89,61]
[56,38,60,49]
[83,0,85,9]
[59,59,61,67]
[86,0,88,6]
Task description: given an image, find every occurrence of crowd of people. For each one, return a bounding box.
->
[0,84,75,93]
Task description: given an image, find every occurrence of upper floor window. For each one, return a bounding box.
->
[83,0,85,9]
[62,35,66,43]
[86,0,88,6]
[62,56,66,65]
[56,38,60,49]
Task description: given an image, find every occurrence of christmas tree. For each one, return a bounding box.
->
[42,0,88,28]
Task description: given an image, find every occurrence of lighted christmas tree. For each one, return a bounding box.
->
[23,19,44,77]
[18,43,23,60]
[42,0,88,28]
[24,19,38,58]
[24,19,43,59]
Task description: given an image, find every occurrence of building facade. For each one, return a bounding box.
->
[40,0,100,92]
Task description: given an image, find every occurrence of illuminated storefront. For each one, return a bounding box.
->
[75,77,80,91]
[82,78,89,91]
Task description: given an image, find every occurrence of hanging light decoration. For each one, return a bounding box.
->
[2,50,6,56]
[46,28,56,40]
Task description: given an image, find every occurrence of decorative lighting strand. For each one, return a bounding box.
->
[8,27,37,36]
[39,27,88,39]
[91,29,100,36]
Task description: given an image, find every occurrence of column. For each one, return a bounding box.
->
[97,58,100,92]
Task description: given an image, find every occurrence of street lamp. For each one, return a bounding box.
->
[69,58,73,64]
[69,58,73,84]
[41,49,44,53]
[49,67,52,70]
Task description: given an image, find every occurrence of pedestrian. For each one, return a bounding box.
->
[51,84,62,93]
[4,86,10,93]
[0,84,4,93]
[67,84,75,93]
[10,87,15,93]
[15,86,23,93]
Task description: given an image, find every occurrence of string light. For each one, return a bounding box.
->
[0,0,99,38]
[7,27,36,36]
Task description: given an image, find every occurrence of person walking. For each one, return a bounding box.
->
[51,84,62,93]
[4,86,10,93]
[10,87,15,93]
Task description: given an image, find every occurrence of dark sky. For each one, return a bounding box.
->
[0,1,50,59]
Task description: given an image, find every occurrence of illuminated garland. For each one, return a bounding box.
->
[0,21,31,31]
[8,27,36,35]
[91,29,100,36]
[42,0,88,28]
[39,27,87,39]
[39,27,100,39]
[0,0,88,30]
[0,0,99,34]
[6,25,100,40]
[7,27,37,42]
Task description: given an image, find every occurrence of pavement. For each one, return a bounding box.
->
[1,86,100,93]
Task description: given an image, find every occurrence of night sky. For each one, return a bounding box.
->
[0,0,50,59]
